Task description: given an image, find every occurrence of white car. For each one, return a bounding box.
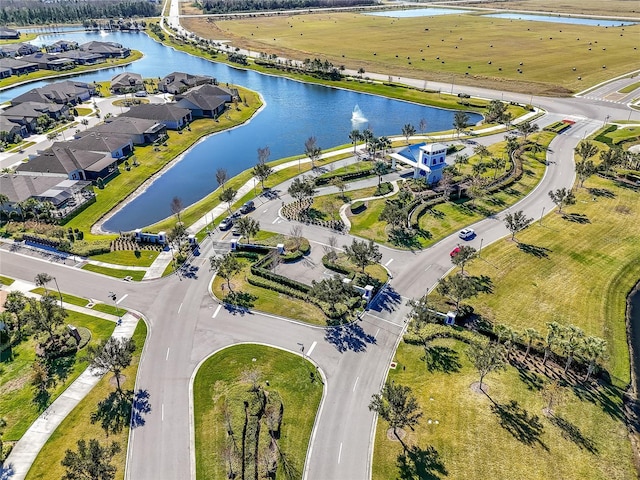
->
[458,228,475,240]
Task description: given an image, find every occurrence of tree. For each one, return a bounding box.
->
[209,253,242,291]
[379,200,407,231]
[4,290,27,340]
[516,120,538,141]
[559,325,584,374]
[87,337,136,392]
[473,144,490,163]
[35,272,53,293]
[522,327,542,359]
[368,382,423,445]
[548,188,576,214]
[287,176,316,201]
[505,135,520,159]
[575,160,596,188]
[504,210,531,241]
[466,341,506,391]
[490,156,506,179]
[61,438,121,480]
[450,245,476,274]
[216,168,228,191]
[540,380,566,415]
[25,295,67,347]
[401,123,416,144]
[0,417,6,463]
[406,296,440,329]
[219,187,237,215]
[234,217,260,243]
[252,147,273,190]
[436,273,479,311]
[374,161,389,187]
[486,99,507,123]
[418,118,427,135]
[310,276,354,315]
[304,136,322,169]
[348,129,362,154]
[440,169,454,200]
[344,239,382,273]
[543,321,562,365]
[582,336,607,381]
[170,196,183,224]
[453,111,469,137]
[575,140,599,164]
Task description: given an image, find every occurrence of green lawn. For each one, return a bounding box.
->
[311,185,380,221]
[81,264,146,281]
[372,338,635,480]
[74,107,93,116]
[193,344,323,480]
[1,312,115,442]
[89,250,159,267]
[619,81,640,94]
[0,275,15,286]
[26,320,147,480]
[464,174,640,385]
[30,287,89,307]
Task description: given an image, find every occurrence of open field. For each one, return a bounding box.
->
[372,338,635,480]
[461,0,640,18]
[186,13,638,95]
[25,320,147,480]
[81,264,146,281]
[89,250,159,267]
[193,344,323,480]
[1,312,115,442]
[463,174,640,385]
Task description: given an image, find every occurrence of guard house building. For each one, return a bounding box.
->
[390,142,448,184]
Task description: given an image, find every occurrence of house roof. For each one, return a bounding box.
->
[0,115,25,133]
[160,71,214,92]
[120,104,191,122]
[1,101,67,120]
[16,144,113,176]
[0,174,66,203]
[175,84,232,111]
[80,41,129,55]
[12,80,94,105]
[20,52,75,66]
[66,132,132,153]
[57,50,103,61]
[0,27,20,38]
[420,142,447,154]
[80,116,165,137]
[0,58,38,70]
[111,72,143,89]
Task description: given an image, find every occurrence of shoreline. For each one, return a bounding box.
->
[624,280,640,475]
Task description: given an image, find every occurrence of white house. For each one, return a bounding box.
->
[390,142,449,184]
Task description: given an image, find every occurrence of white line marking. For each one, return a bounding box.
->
[212,304,222,318]
[353,376,359,392]
[338,442,343,464]
[306,341,317,357]
[116,294,128,304]
[374,328,380,340]
[262,209,268,213]
[310,240,345,251]
[384,258,394,266]
[161,404,165,421]
[178,303,183,314]
[365,313,404,327]
[271,217,279,224]
[424,264,433,272]
[166,347,170,361]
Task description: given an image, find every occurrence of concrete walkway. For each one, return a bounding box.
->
[339,180,400,230]
[1,283,139,480]
[142,250,174,280]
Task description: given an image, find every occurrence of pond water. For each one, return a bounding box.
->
[2,30,480,231]
[366,8,471,18]
[483,13,636,27]
[628,285,640,396]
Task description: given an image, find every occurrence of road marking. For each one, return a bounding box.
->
[161,404,164,421]
[310,240,345,251]
[165,347,170,361]
[262,209,269,213]
[116,294,128,304]
[271,217,279,224]
[338,442,343,464]
[178,303,183,314]
[212,304,222,318]
[353,376,359,392]
[374,328,380,340]
[306,341,317,357]
[384,258,394,266]
[366,313,404,328]
[424,264,433,272]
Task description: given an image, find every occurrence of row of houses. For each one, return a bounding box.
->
[1,73,237,220]
[0,40,130,79]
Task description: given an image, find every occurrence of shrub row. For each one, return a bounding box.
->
[247,274,310,300]
[403,323,485,346]
[543,121,572,134]
[322,255,352,276]
[250,264,311,294]
[315,167,375,186]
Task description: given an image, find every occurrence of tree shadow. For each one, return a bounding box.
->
[489,399,547,449]
[131,388,152,428]
[516,365,544,391]
[324,322,376,353]
[389,228,423,250]
[569,382,624,422]
[562,213,590,224]
[428,209,445,219]
[49,355,75,384]
[305,207,326,221]
[0,462,15,480]
[549,415,598,454]
[369,286,401,313]
[587,187,615,198]
[396,444,448,480]
[469,275,493,294]
[517,243,551,258]
[423,345,461,373]
[91,390,132,436]
[32,387,51,412]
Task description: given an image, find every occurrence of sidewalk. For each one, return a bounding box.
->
[339,180,400,230]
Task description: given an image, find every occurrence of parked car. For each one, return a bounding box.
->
[458,228,475,240]
[450,246,461,257]
[240,200,255,214]
[134,90,147,97]
[219,217,233,230]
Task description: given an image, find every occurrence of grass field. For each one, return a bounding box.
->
[81,264,146,281]
[463,174,640,385]
[186,12,639,95]
[89,250,159,267]
[1,312,115,442]
[0,275,15,285]
[464,0,640,18]
[372,338,635,480]
[193,344,323,480]
[619,81,640,94]
[25,320,147,480]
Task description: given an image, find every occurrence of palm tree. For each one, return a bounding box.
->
[348,129,362,154]
[401,123,416,144]
[361,128,374,153]
[582,336,607,381]
[575,140,599,164]
[522,327,542,359]
[35,272,53,293]
[453,111,470,138]
[559,325,584,374]
[490,157,506,179]
[543,321,562,366]
[374,161,389,187]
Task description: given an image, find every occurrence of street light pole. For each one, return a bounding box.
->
[52,276,63,308]
[109,291,121,319]
[479,238,484,257]
[540,206,545,225]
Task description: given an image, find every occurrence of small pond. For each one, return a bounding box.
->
[483,13,637,27]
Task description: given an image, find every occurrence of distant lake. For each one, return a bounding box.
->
[484,13,637,27]
[366,8,471,18]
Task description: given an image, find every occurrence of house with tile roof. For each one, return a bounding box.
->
[79,41,130,58]
[16,144,118,181]
[66,132,134,159]
[120,103,192,130]
[1,101,71,132]
[75,117,166,145]
[111,72,144,94]
[174,84,233,118]
[159,71,215,95]
[0,57,39,75]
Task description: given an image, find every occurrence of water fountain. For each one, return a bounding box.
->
[351,104,368,125]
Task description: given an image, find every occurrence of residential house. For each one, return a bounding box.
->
[110,72,144,94]
[0,58,39,75]
[66,132,134,159]
[80,41,130,58]
[174,84,234,118]
[1,101,71,133]
[0,174,66,212]
[45,40,78,53]
[0,43,39,58]
[159,71,215,95]
[120,104,192,130]
[0,27,20,40]
[57,49,105,65]
[76,116,166,145]
[0,116,29,141]
[20,52,76,71]
[0,67,11,79]
[11,80,95,106]
[16,143,118,181]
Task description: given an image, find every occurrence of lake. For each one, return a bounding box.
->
[484,13,636,27]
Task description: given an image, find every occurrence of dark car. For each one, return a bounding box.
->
[240,200,255,214]
[219,217,233,230]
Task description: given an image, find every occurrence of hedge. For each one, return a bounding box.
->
[403,323,486,346]
[315,167,375,186]
[247,275,310,301]
[250,264,311,293]
[322,255,352,276]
